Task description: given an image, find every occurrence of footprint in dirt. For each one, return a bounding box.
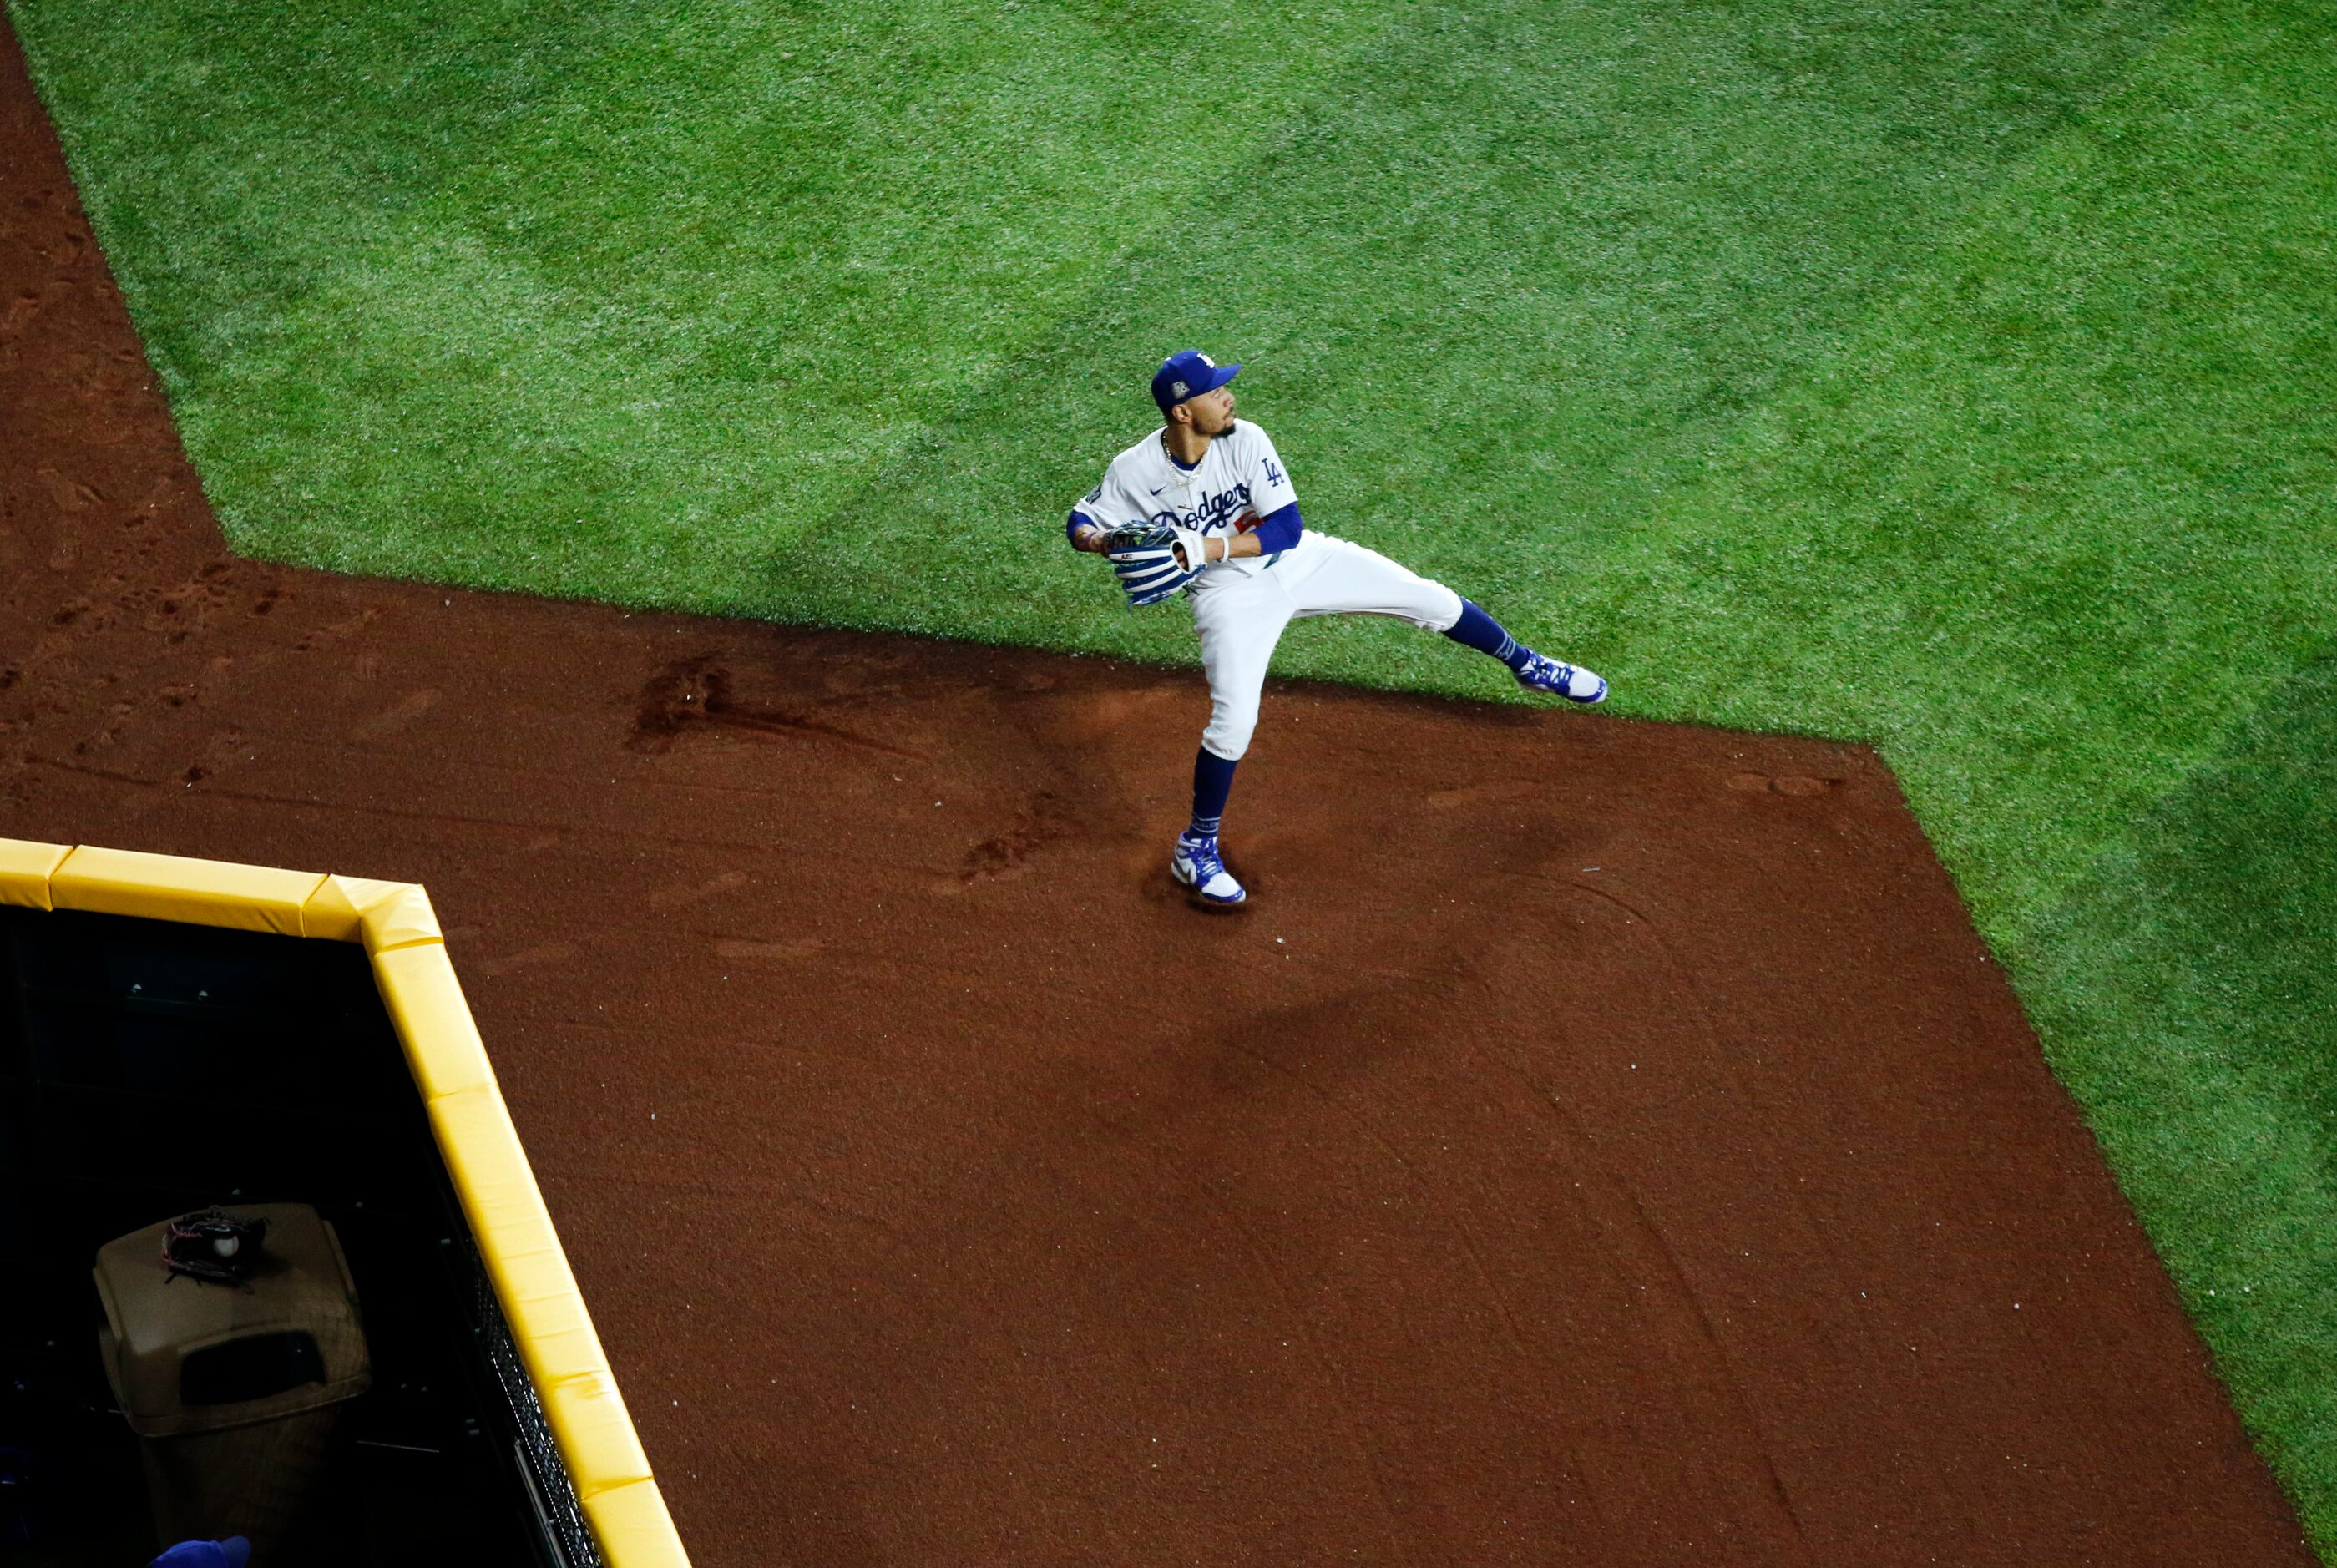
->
[35,469,101,513]
[478,941,581,980]
[713,936,824,963]
[1424,779,1536,811]
[630,654,923,760]
[647,869,750,912]
[630,655,726,753]
[941,790,1075,892]
[1725,772,1843,797]
[351,688,442,742]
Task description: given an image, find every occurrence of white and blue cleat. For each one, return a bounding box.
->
[1515,651,1608,705]
[1171,832,1247,906]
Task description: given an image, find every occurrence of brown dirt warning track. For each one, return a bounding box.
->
[0,23,2312,1567]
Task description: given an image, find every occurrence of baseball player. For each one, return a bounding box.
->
[1068,349,1607,906]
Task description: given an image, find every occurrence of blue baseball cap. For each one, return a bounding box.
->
[1151,350,1241,414]
[151,1539,251,1568]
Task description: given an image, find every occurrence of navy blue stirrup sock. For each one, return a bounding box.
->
[1444,599,1530,671]
[1189,747,1238,839]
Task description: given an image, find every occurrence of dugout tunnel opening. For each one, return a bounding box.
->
[0,904,592,1567]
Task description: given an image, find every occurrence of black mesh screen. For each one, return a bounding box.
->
[470,1249,604,1568]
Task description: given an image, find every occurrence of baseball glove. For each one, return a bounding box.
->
[161,1206,269,1287]
[1104,520,1211,608]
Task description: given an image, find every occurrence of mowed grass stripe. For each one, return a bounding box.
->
[13,0,2178,616]
[10,0,1407,589]
[2017,645,2337,1552]
[760,0,2183,671]
[1560,0,2337,938]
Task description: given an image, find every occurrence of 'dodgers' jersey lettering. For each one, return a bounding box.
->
[1070,421,1299,582]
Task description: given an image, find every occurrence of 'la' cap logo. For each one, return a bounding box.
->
[1196,353,1216,368]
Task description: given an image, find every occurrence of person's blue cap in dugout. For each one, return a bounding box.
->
[151,1538,252,1568]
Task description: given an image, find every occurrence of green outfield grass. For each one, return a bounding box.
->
[13,0,2336,1548]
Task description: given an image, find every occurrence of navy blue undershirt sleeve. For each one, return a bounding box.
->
[1251,502,1303,554]
[1066,509,1099,544]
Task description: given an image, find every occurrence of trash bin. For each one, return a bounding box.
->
[94,1203,372,1557]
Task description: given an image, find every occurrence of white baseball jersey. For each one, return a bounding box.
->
[1070,417,1464,760]
[1070,421,1300,584]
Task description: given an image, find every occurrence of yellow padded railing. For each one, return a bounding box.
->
[0,837,688,1568]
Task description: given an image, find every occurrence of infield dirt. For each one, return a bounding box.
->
[0,22,2312,1566]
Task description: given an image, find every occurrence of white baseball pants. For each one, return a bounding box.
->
[1189,531,1464,761]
